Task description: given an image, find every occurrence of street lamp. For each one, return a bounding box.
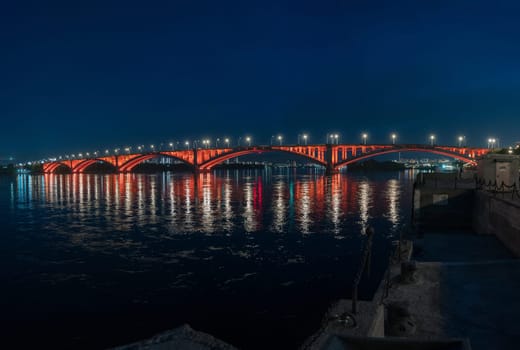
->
[246,136,251,146]
[458,136,464,147]
[391,133,397,145]
[303,134,308,145]
[488,138,496,149]
[329,133,339,144]
[224,138,230,147]
[185,141,190,149]
[362,133,368,145]
[430,135,435,146]
[169,142,174,149]
[277,135,283,145]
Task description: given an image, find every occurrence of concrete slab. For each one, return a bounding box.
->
[110,324,238,350]
[439,260,520,350]
[413,231,514,262]
[385,260,520,350]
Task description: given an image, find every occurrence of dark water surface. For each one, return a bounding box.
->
[0,169,415,349]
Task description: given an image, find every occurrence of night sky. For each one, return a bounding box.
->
[1,0,520,160]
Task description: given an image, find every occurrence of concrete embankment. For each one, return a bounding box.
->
[413,171,520,257]
[473,191,520,257]
[302,170,520,350]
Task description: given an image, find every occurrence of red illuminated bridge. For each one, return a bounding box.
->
[42,144,490,175]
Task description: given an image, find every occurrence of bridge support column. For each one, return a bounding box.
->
[325,165,339,175]
[193,167,211,174]
[325,144,339,175]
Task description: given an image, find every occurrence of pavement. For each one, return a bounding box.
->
[406,231,520,350]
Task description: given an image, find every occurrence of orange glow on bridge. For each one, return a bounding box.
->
[41,144,490,174]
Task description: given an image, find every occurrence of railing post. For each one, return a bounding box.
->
[351,226,374,315]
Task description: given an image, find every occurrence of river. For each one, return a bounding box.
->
[0,169,416,349]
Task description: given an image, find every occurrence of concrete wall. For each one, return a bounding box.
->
[414,188,475,229]
[477,154,519,187]
[473,191,520,257]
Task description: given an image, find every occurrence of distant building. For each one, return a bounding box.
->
[0,157,14,166]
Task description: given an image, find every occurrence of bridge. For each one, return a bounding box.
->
[42,144,490,175]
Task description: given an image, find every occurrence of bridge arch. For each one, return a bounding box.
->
[73,159,117,173]
[334,147,478,170]
[43,162,72,173]
[198,147,327,170]
[118,152,195,172]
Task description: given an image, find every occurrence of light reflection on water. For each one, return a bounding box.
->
[10,170,413,236]
[1,169,417,350]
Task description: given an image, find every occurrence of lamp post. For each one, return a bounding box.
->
[303,134,308,145]
[185,141,190,149]
[277,135,283,145]
[225,138,230,148]
[391,133,396,145]
[362,133,368,145]
[430,135,435,146]
[246,136,251,147]
[458,136,464,147]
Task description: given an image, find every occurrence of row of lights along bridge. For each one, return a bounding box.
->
[46,133,500,161]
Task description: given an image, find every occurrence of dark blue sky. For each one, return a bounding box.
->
[1,0,520,160]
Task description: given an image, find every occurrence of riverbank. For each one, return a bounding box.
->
[302,169,520,350]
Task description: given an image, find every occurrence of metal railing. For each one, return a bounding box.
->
[351,226,374,314]
[476,178,520,201]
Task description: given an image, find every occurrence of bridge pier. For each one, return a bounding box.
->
[325,165,339,176]
[193,167,211,174]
